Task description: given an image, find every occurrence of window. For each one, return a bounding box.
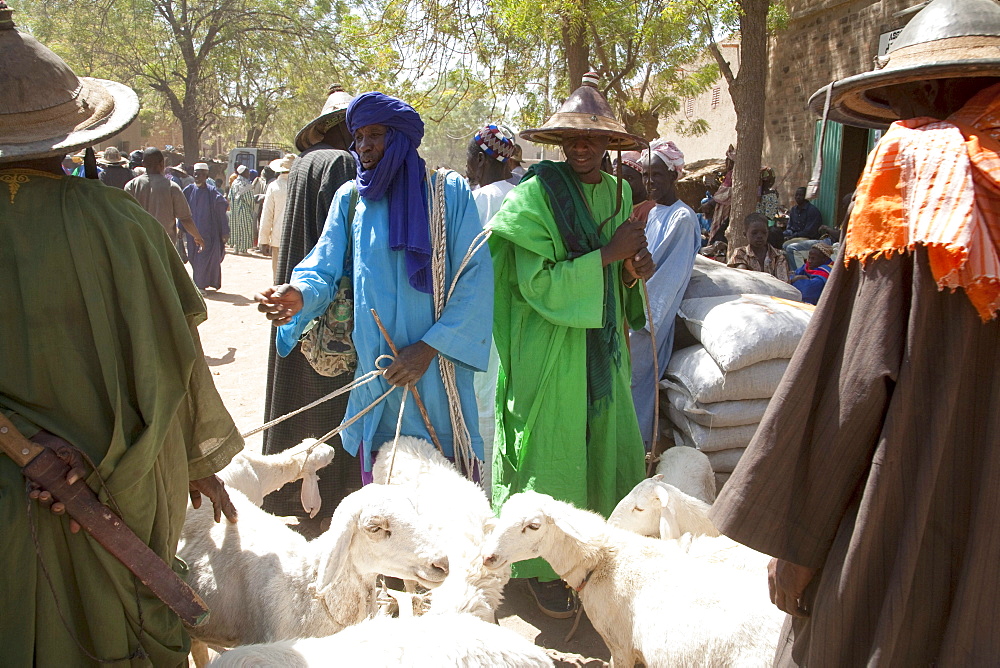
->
[711,86,721,109]
[685,98,694,119]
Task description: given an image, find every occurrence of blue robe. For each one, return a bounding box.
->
[277,171,493,469]
[183,182,229,290]
[629,200,702,447]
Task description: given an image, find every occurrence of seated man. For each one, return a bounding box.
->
[790,242,834,304]
[783,186,824,268]
[728,213,790,281]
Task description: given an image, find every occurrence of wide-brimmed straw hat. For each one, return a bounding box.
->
[0,2,140,163]
[97,146,128,165]
[294,83,354,153]
[521,72,647,150]
[268,153,296,173]
[807,0,1000,128]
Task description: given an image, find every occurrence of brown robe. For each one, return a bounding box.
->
[710,246,1000,666]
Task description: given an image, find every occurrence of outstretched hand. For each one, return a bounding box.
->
[189,475,238,523]
[255,284,304,326]
[768,558,818,617]
[27,431,87,533]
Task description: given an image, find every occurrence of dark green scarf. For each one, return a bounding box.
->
[525,160,621,413]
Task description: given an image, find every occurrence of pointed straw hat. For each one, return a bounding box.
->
[0,2,139,163]
[521,72,647,150]
[294,83,355,153]
[807,0,1000,128]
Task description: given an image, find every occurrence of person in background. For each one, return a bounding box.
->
[0,14,241,663]
[489,73,651,617]
[756,166,780,221]
[96,146,134,188]
[728,213,790,281]
[782,186,824,268]
[228,164,256,254]
[708,144,735,242]
[183,162,230,293]
[629,140,702,450]
[259,154,295,280]
[710,0,1000,662]
[258,84,361,518]
[250,167,269,250]
[124,146,205,253]
[508,141,526,182]
[697,193,714,241]
[128,148,143,170]
[789,242,833,304]
[466,122,517,492]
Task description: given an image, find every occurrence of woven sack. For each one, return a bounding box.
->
[663,345,788,404]
[666,387,769,428]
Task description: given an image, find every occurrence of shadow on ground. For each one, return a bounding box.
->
[205,347,237,366]
[204,290,256,306]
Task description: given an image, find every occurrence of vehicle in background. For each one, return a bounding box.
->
[226,144,287,180]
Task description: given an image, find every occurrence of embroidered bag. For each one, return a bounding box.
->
[300,186,359,377]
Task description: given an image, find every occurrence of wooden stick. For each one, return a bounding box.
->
[644,278,661,477]
[370,308,446,456]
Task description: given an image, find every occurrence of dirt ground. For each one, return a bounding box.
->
[196,251,611,666]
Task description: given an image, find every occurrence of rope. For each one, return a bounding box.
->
[384,389,409,484]
[428,168,481,482]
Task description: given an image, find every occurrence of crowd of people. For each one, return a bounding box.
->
[3,0,999,662]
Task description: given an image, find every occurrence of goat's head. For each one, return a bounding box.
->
[607,475,680,539]
[481,491,572,569]
[315,485,450,591]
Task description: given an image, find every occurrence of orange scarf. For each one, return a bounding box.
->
[845,82,1000,321]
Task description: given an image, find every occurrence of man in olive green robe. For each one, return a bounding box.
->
[0,168,244,666]
[488,77,653,614]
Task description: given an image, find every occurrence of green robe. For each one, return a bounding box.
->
[0,169,243,667]
[489,169,646,580]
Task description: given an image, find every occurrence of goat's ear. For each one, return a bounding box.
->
[652,473,664,482]
[314,502,360,592]
[549,512,589,544]
[483,517,498,533]
[300,471,322,518]
[655,486,681,540]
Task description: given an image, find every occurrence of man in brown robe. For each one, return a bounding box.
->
[710,0,1000,664]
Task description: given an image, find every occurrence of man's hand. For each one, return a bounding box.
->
[255,284,304,326]
[383,341,437,387]
[192,234,205,252]
[623,248,655,283]
[768,558,818,617]
[790,275,806,283]
[260,244,271,257]
[27,431,87,533]
[601,218,647,267]
[189,475,238,523]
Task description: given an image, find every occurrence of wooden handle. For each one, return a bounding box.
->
[0,413,44,467]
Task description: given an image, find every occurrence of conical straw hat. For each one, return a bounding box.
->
[294,83,355,153]
[808,0,1000,128]
[521,72,647,150]
[0,1,139,163]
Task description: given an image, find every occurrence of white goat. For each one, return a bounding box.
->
[608,474,720,539]
[483,491,783,668]
[656,445,716,504]
[219,439,336,515]
[178,484,450,649]
[371,436,509,621]
[208,613,554,667]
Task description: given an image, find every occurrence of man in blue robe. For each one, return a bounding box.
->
[256,93,492,478]
[183,163,229,291]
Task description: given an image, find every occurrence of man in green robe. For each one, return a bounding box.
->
[0,12,243,666]
[488,72,654,616]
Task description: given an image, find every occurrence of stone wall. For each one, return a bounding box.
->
[764,0,916,201]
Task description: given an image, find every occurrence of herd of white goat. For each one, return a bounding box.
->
[178,438,783,667]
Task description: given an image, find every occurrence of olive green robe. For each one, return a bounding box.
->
[0,169,243,666]
[489,170,646,580]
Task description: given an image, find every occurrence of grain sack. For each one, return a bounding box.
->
[663,345,789,404]
[680,294,815,372]
[666,388,769,428]
[705,447,746,473]
[668,407,759,452]
[685,254,802,301]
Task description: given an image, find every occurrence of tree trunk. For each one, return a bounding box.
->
[725,0,769,256]
[562,6,590,89]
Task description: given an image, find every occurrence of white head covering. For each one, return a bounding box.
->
[649,139,685,176]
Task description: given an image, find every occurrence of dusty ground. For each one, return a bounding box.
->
[197,251,611,666]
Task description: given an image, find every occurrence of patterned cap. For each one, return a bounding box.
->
[474,123,517,162]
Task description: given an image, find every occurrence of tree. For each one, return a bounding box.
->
[691,0,787,254]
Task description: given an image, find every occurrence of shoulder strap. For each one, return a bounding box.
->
[343,184,359,274]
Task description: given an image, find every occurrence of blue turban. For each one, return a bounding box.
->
[346,92,431,294]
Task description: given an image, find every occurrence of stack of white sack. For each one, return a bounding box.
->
[661,257,814,494]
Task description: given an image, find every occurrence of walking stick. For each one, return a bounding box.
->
[370,308,446,457]
[643,279,661,477]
